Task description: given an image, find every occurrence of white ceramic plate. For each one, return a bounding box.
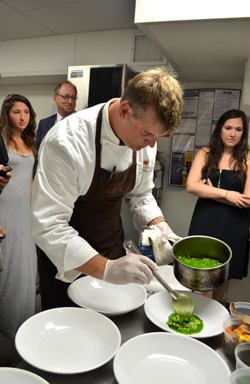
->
[15,307,121,374]
[144,291,230,338]
[0,368,49,383]
[113,332,231,384]
[67,276,147,315]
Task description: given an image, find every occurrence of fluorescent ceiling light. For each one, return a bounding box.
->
[142,0,250,21]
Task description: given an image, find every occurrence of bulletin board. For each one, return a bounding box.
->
[168,88,241,187]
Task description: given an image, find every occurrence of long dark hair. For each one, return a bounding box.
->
[202,109,249,183]
[0,94,37,156]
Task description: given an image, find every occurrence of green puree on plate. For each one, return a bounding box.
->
[177,255,222,269]
[167,313,204,335]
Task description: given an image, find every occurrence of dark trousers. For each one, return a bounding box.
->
[37,246,78,311]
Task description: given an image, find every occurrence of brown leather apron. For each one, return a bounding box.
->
[38,104,137,310]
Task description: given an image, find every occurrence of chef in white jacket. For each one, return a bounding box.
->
[30,67,183,310]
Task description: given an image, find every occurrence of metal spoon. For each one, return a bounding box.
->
[123,239,195,318]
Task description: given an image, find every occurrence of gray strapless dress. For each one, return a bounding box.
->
[0,148,36,338]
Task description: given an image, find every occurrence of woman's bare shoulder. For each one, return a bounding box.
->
[201,146,210,153]
[196,147,209,157]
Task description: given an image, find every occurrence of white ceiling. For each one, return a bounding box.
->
[0,0,136,40]
[0,0,250,83]
[138,18,250,84]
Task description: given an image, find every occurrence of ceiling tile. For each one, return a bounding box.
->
[0,12,55,41]
[1,0,79,11]
[22,0,135,34]
[0,1,18,13]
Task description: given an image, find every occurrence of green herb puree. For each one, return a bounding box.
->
[167,313,204,335]
[177,255,222,269]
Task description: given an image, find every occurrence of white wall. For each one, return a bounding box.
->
[0,29,139,77]
[0,28,143,122]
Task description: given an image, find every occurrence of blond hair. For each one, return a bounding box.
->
[120,66,183,133]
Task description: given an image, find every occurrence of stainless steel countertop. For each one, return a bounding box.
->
[17,305,236,383]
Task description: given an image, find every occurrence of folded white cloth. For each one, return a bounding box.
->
[144,265,191,293]
[141,226,181,266]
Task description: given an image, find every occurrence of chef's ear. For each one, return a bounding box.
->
[119,101,132,120]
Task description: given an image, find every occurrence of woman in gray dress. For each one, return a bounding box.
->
[0,94,37,338]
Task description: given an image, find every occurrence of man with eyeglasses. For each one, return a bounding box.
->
[33,81,78,176]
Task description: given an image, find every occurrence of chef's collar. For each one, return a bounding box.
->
[103,99,122,146]
[106,99,125,146]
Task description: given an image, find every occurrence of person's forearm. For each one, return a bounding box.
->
[188,180,250,208]
[187,181,235,205]
[75,254,108,279]
[186,181,228,199]
[211,196,235,206]
[213,191,250,208]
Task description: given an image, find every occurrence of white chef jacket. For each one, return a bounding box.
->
[30,99,163,282]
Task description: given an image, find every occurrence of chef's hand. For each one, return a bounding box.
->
[103,254,158,285]
[150,230,182,266]
[156,221,174,243]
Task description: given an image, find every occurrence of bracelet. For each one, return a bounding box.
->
[224,190,228,199]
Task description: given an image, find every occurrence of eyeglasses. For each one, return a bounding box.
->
[56,94,78,101]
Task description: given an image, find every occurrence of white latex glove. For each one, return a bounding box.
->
[156,221,173,242]
[141,225,182,266]
[103,254,158,285]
